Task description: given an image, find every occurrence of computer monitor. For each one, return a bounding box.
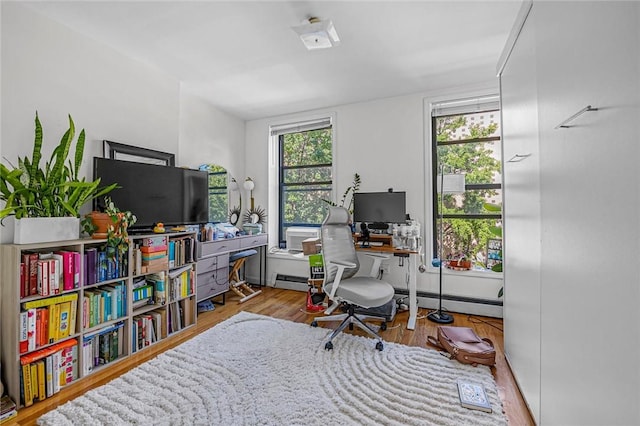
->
[353,191,407,225]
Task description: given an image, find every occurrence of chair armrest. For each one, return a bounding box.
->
[325,260,357,300]
[328,259,358,269]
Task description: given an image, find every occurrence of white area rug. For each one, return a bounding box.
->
[38,311,507,426]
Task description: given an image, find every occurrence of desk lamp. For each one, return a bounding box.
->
[428,167,465,324]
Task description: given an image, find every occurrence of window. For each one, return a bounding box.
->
[431,96,502,271]
[203,164,228,223]
[272,118,333,247]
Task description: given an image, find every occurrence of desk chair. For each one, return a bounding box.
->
[311,206,395,351]
[228,249,262,303]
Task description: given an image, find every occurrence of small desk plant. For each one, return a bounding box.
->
[0,113,117,243]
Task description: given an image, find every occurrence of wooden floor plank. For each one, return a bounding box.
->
[9,287,534,425]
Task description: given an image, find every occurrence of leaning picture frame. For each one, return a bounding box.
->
[103,140,175,166]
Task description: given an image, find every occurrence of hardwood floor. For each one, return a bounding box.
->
[10,287,534,425]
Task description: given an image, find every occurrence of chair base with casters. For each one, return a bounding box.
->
[228,249,262,303]
[311,302,387,351]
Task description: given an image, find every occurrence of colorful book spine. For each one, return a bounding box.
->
[22,292,78,309]
[20,338,77,365]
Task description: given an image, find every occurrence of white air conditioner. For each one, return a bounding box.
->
[286,227,320,251]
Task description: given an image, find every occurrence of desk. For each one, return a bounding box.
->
[355,243,419,331]
[196,234,268,304]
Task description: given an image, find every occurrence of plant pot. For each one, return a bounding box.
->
[447,259,472,271]
[87,212,120,239]
[13,217,80,244]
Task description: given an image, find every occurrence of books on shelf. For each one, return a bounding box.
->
[20,294,78,348]
[19,251,82,298]
[0,395,17,424]
[457,380,492,413]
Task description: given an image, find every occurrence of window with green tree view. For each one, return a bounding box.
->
[203,164,228,223]
[431,96,502,271]
[278,125,332,247]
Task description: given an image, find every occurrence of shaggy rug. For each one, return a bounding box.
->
[38,311,507,426]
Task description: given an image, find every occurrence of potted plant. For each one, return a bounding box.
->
[82,196,137,259]
[0,113,117,243]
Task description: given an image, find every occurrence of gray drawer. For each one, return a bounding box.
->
[197,267,229,301]
[240,234,268,249]
[199,239,241,258]
[197,254,229,273]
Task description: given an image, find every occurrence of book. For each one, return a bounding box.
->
[20,337,77,365]
[25,252,39,296]
[26,308,37,352]
[0,395,16,415]
[140,244,168,254]
[73,251,81,288]
[19,311,28,354]
[0,411,17,424]
[457,380,492,413]
[36,359,46,401]
[22,292,79,309]
[58,301,72,339]
[55,251,75,291]
[85,248,97,285]
[21,363,33,407]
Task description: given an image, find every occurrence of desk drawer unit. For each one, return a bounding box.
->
[197,266,229,301]
[197,253,229,272]
[199,239,241,258]
[240,234,268,249]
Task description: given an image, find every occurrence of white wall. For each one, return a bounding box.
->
[245,88,504,316]
[178,90,245,180]
[1,3,245,244]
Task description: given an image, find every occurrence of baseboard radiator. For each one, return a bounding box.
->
[272,274,309,291]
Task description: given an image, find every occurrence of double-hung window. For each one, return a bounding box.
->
[204,164,228,223]
[272,118,333,247]
[431,96,502,271]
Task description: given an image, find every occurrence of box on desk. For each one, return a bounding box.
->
[302,237,321,255]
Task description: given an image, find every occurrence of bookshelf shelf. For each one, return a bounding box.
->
[0,231,197,410]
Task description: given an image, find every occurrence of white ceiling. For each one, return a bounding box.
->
[24,1,522,121]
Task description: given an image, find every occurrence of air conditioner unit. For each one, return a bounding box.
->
[286,227,320,252]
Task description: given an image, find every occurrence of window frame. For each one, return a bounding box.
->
[430,101,502,270]
[273,119,334,247]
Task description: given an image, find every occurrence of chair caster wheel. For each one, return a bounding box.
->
[311,321,318,327]
[376,341,384,351]
[325,342,334,351]
[380,322,387,331]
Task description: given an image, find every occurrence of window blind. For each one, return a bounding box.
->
[431,95,499,117]
[270,117,332,136]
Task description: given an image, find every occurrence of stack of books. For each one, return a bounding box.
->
[0,396,17,424]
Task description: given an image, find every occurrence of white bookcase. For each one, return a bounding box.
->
[0,231,197,410]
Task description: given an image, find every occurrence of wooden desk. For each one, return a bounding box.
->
[354,236,419,331]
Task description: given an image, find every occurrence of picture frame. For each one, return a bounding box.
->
[103,140,175,166]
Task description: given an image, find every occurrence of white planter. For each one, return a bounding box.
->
[14,217,80,244]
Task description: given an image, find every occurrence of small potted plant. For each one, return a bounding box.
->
[0,113,117,243]
[82,197,137,258]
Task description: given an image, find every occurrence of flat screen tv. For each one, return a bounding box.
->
[93,158,209,231]
[353,191,407,224]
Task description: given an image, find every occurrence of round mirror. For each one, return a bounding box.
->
[244,206,267,225]
[229,206,241,226]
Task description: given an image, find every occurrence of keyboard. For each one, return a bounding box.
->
[359,241,384,247]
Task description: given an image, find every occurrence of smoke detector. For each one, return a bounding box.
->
[292,17,341,50]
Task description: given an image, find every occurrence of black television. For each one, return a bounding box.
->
[353,191,407,224]
[93,158,209,231]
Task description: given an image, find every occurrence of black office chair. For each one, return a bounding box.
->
[311,206,395,351]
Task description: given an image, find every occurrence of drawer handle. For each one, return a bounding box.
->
[555,105,598,129]
[507,153,531,163]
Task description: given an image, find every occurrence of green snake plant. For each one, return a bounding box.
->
[0,113,117,221]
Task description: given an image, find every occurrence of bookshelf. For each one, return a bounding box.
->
[0,231,197,410]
